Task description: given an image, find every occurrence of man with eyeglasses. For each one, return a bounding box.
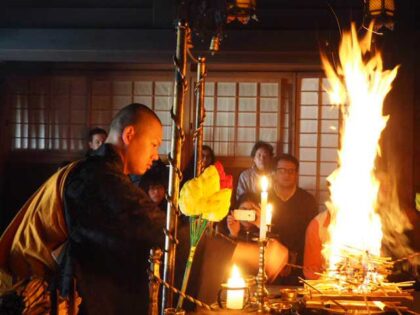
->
[269,153,318,285]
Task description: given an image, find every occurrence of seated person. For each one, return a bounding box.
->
[226,193,260,242]
[236,141,274,201]
[147,182,167,212]
[136,158,169,212]
[269,154,318,285]
[87,127,107,153]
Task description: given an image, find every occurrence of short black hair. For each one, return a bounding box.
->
[140,159,169,191]
[88,127,107,141]
[236,192,260,209]
[202,145,216,165]
[274,153,299,171]
[109,103,161,134]
[250,141,274,158]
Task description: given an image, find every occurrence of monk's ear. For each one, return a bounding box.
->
[121,125,135,145]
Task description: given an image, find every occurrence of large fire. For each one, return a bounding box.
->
[321,23,399,290]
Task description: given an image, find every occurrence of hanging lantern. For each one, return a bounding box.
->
[209,34,221,55]
[227,0,257,24]
[366,0,395,31]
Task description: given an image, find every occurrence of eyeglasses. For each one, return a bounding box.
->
[276,168,297,175]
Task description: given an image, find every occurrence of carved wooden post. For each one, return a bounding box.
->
[193,56,207,178]
[162,20,188,311]
[149,247,163,315]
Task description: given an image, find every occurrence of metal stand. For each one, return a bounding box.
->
[162,20,188,312]
[161,21,208,314]
[149,248,163,315]
[256,240,268,313]
[193,56,207,178]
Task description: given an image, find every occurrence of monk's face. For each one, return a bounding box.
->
[125,118,162,175]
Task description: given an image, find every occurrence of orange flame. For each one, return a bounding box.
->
[321,23,399,272]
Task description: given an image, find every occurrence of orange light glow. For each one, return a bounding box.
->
[321,23,399,285]
[373,301,386,310]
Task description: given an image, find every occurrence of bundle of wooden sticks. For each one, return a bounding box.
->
[301,247,416,314]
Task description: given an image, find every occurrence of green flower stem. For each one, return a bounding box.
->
[177,216,208,310]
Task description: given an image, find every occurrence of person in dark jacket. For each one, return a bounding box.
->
[0,103,164,314]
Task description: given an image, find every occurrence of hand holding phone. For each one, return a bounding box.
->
[233,209,256,222]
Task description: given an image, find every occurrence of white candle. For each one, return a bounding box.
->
[266,203,273,226]
[226,265,246,310]
[259,176,269,240]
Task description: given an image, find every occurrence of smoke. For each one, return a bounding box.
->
[376,170,419,278]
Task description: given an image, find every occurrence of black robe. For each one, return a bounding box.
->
[64,144,166,314]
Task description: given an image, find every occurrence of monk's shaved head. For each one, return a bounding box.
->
[109,103,161,135]
[106,103,163,175]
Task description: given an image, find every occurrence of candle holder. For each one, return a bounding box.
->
[163,308,186,315]
[255,239,269,313]
[269,302,293,315]
[217,284,250,310]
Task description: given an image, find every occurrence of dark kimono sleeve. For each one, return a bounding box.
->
[64,159,166,257]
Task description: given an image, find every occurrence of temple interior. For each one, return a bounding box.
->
[0,0,419,314]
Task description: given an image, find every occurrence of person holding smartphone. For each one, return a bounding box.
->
[227,192,261,242]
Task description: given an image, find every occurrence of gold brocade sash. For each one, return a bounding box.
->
[0,162,78,282]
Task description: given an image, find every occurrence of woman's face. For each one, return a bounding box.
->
[253,148,271,171]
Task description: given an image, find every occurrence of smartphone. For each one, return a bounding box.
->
[233,209,256,222]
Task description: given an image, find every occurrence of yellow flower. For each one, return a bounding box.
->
[201,189,232,221]
[179,165,231,222]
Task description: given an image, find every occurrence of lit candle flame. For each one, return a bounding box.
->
[226,265,246,309]
[259,176,269,240]
[261,175,268,192]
